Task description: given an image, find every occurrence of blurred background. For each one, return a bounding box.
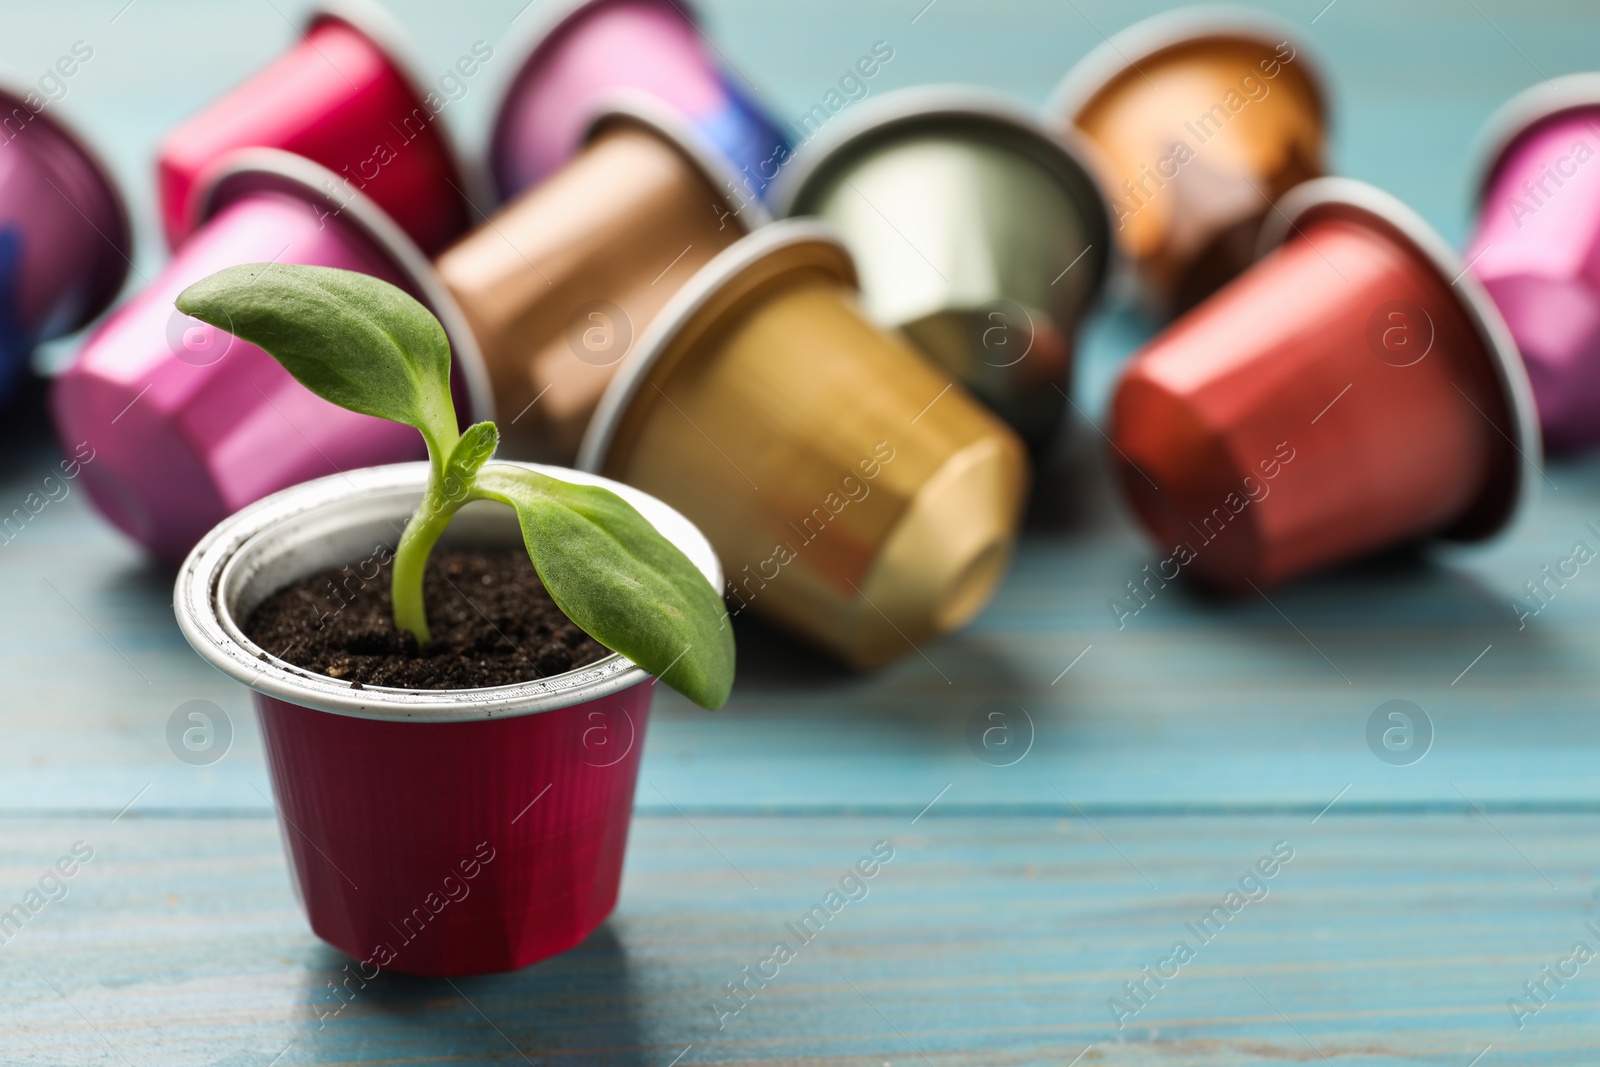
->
[6,0,1594,813]
[4,2,1600,1065]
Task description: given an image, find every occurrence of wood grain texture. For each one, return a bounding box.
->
[2,0,1599,1062]
[2,814,1596,1066]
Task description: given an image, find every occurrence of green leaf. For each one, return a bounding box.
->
[175,263,459,461]
[472,464,735,710]
[442,422,498,501]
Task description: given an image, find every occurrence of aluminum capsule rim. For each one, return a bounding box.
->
[485,0,706,199]
[173,460,722,722]
[1255,175,1541,546]
[1470,72,1600,207]
[575,218,858,474]
[307,0,493,220]
[581,92,772,230]
[0,64,134,332]
[767,83,1115,303]
[192,146,497,426]
[1045,3,1331,130]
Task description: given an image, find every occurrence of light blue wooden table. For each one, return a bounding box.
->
[3,1,1599,1063]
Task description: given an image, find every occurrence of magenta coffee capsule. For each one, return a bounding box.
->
[53,149,491,565]
[1469,74,1600,451]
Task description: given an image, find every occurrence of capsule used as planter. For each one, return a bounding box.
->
[174,461,720,976]
[488,0,787,206]
[577,221,1028,668]
[53,149,492,566]
[1050,7,1328,317]
[157,0,475,255]
[1110,178,1538,591]
[771,86,1112,446]
[437,103,762,463]
[1468,74,1600,451]
[0,71,132,404]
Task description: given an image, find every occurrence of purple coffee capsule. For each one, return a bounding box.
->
[487,0,788,205]
[0,68,132,404]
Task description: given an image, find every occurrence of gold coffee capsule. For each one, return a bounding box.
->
[435,98,764,462]
[1050,6,1328,316]
[577,221,1029,668]
[772,86,1112,447]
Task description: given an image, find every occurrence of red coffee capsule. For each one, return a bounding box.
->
[156,0,476,255]
[1110,178,1538,591]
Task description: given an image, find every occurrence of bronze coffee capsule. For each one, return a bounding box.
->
[1051,7,1328,317]
[577,220,1029,668]
[435,100,764,463]
[772,86,1111,446]
[1110,178,1538,593]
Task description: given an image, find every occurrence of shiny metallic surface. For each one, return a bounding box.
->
[174,460,721,721]
[487,0,787,204]
[174,459,721,976]
[436,104,758,463]
[579,221,1029,668]
[1052,6,1327,317]
[0,69,132,403]
[156,0,476,255]
[1111,179,1535,591]
[773,86,1111,446]
[1468,75,1600,451]
[52,150,491,565]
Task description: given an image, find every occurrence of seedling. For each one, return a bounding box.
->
[176,264,734,709]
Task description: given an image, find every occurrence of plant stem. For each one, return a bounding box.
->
[391,481,467,646]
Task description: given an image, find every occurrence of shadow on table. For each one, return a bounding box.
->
[1133,541,1544,683]
[0,374,66,481]
[304,924,653,1066]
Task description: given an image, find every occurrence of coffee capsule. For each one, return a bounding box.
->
[1468,74,1600,451]
[53,149,492,566]
[576,220,1029,668]
[771,85,1112,446]
[436,100,763,463]
[157,0,476,255]
[0,71,132,404]
[1110,178,1537,592]
[1050,6,1328,317]
[488,0,786,206]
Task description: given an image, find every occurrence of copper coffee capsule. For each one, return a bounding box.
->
[435,101,763,463]
[772,86,1112,447]
[1051,6,1328,317]
[577,221,1029,668]
[1110,178,1537,592]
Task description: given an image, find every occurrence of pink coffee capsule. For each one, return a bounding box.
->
[157,0,477,256]
[1469,74,1600,451]
[0,69,132,403]
[53,149,491,566]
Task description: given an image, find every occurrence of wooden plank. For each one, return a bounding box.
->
[1,812,1595,1065]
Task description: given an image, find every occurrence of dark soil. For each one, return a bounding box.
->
[244,549,608,690]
